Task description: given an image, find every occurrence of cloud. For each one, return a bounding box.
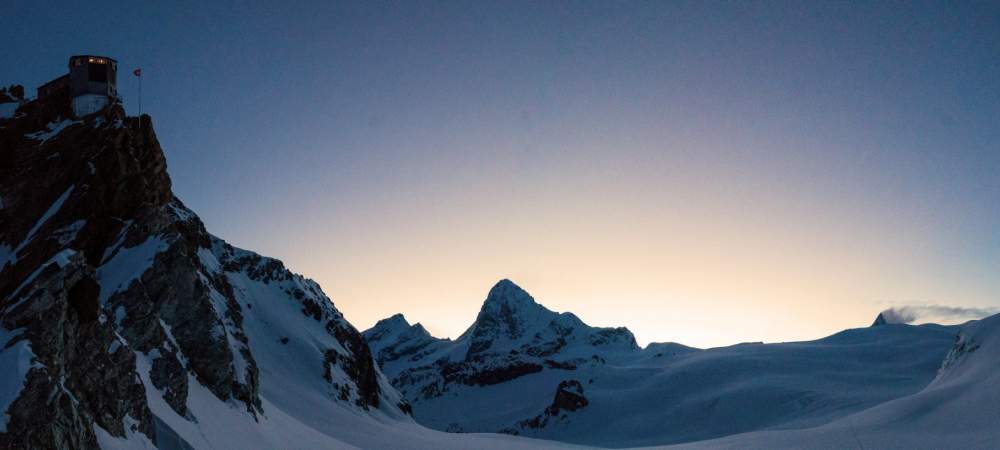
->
[878,305,999,325]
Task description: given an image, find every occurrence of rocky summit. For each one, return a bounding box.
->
[0,89,409,449]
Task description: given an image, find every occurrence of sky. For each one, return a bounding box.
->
[3,1,999,347]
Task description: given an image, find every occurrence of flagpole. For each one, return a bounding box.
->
[138,70,142,128]
[131,67,142,129]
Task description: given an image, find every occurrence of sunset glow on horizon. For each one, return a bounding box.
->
[7,1,997,348]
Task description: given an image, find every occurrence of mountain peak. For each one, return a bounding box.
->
[482,278,539,312]
[462,279,557,356]
[872,312,888,326]
[364,314,412,341]
[383,313,411,327]
[364,313,435,345]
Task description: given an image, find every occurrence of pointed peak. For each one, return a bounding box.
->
[872,309,909,326]
[489,278,522,293]
[388,312,408,322]
[483,278,537,310]
[378,313,410,328]
[363,313,413,341]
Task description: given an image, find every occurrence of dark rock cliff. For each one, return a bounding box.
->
[0,92,400,449]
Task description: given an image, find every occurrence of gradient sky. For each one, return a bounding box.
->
[4,1,999,347]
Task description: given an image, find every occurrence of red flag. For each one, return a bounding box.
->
[133,68,141,77]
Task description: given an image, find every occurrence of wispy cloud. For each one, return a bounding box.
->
[879,305,999,325]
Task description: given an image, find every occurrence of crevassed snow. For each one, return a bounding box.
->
[25,119,80,143]
[0,328,36,432]
[13,185,75,256]
[97,235,170,304]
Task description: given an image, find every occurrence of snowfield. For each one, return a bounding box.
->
[88,309,1000,449]
[656,312,1000,450]
[367,280,963,448]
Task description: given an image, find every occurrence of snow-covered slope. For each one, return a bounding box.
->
[367,280,960,447]
[662,311,1000,449]
[0,91,582,450]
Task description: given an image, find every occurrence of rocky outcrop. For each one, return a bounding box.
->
[547,380,588,413]
[502,379,589,435]
[1,251,153,449]
[0,85,403,448]
[0,93,170,447]
[940,328,981,371]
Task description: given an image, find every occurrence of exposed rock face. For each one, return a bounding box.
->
[940,328,981,370]
[0,89,404,448]
[502,379,589,435]
[547,380,588,414]
[1,251,153,449]
[363,279,638,415]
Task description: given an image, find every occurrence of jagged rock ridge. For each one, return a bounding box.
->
[0,91,408,449]
[364,279,639,402]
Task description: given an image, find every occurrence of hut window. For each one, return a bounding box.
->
[88,63,108,82]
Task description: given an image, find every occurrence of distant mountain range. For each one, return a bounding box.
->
[364,279,959,447]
